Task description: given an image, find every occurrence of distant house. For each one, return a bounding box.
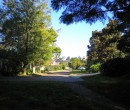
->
[50,59,70,66]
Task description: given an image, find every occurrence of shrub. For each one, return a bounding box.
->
[90,63,101,73]
[35,67,41,73]
[100,58,130,77]
[60,62,67,70]
[46,65,62,71]
[41,70,44,73]
[26,69,33,75]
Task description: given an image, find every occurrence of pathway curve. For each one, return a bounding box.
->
[0,71,127,110]
[66,83,126,110]
[0,75,84,82]
[0,70,98,82]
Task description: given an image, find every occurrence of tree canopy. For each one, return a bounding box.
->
[51,0,130,53]
[51,0,130,25]
[0,0,59,75]
[87,20,124,67]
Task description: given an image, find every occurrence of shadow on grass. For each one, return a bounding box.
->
[81,74,130,109]
[0,81,118,110]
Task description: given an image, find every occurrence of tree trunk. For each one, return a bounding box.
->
[33,66,36,74]
[22,62,27,75]
[22,67,26,75]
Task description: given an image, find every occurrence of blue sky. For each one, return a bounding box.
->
[51,10,107,58]
[0,0,107,58]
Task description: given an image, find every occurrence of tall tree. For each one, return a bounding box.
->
[87,20,123,67]
[0,0,58,74]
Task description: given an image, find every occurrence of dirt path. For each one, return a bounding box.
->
[66,83,126,110]
[0,70,98,82]
[0,75,84,82]
[0,71,127,110]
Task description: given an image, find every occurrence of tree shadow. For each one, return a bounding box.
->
[30,73,43,77]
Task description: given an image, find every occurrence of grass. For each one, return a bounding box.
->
[70,70,87,74]
[81,74,130,109]
[0,80,120,110]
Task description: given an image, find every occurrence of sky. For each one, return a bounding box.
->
[51,10,107,58]
[0,0,107,58]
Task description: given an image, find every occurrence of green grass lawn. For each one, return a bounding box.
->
[70,70,87,74]
[81,74,130,109]
[0,81,119,110]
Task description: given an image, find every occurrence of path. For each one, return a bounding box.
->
[66,83,126,110]
[0,75,84,82]
[0,71,126,110]
[0,70,98,82]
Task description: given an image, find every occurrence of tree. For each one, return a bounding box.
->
[60,62,67,70]
[51,0,130,59]
[52,46,61,59]
[87,20,124,68]
[69,57,82,69]
[66,56,70,61]
[0,0,58,74]
[51,0,130,24]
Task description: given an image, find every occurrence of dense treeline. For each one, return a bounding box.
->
[0,0,60,75]
[51,0,130,77]
[87,20,122,64]
[87,20,130,76]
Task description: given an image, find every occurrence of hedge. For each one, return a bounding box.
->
[100,58,130,77]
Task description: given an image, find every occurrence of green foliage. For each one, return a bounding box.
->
[100,58,130,77]
[70,70,87,74]
[0,49,22,76]
[35,67,41,73]
[90,63,101,73]
[53,47,61,59]
[26,69,33,75]
[51,0,130,25]
[51,0,130,67]
[46,65,62,71]
[41,70,44,73]
[87,20,124,69]
[118,33,130,56]
[69,57,82,69]
[60,62,67,70]
[0,0,59,75]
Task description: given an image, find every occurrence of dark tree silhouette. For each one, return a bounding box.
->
[51,0,130,55]
[51,0,130,25]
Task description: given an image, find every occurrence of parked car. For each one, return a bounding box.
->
[77,67,86,70]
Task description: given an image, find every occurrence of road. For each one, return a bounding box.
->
[0,70,99,82]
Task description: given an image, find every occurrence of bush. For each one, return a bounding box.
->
[100,58,130,77]
[90,63,101,73]
[26,69,33,75]
[60,62,67,70]
[46,65,62,71]
[35,67,40,73]
[41,70,44,73]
